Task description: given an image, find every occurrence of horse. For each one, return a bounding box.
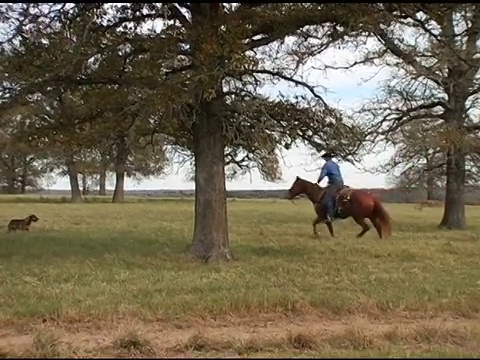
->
[286,176,392,239]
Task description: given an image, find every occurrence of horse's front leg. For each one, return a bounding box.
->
[312,216,321,236]
[325,221,335,237]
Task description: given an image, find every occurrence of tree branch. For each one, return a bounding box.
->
[243,4,374,51]
[370,100,447,137]
[248,69,330,108]
[166,3,191,28]
[374,28,444,88]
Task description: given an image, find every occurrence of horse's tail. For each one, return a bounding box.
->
[372,198,392,238]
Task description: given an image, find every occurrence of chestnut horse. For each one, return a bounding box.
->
[286,176,392,239]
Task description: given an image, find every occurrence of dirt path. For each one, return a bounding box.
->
[1,314,479,357]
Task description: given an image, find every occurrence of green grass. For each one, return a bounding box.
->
[1,199,480,321]
[1,198,480,357]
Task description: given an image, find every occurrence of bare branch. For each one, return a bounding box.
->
[375,28,444,88]
[166,3,191,28]
[249,68,330,108]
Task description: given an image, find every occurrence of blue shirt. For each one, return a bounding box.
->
[318,160,343,185]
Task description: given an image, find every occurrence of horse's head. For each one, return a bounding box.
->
[286,176,308,199]
[286,176,325,203]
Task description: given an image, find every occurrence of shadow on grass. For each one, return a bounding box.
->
[240,244,315,259]
[1,232,319,266]
[0,230,190,263]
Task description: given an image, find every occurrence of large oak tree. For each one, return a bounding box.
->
[0,3,372,261]
[352,4,480,229]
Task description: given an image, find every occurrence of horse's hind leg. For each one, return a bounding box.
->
[369,216,382,239]
[325,221,335,238]
[312,216,322,236]
[353,216,370,238]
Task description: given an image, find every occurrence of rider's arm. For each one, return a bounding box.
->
[317,163,328,184]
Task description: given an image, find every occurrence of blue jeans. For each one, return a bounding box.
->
[321,180,344,218]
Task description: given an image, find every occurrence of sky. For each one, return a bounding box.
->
[0,6,394,191]
[51,44,394,191]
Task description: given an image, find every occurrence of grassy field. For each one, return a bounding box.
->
[1,197,480,358]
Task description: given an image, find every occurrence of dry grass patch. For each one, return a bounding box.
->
[165,321,480,357]
[112,329,155,357]
[21,331,61,358]
[381,323,476,347]
[234,336,287,356]
[169,329,321,356]
[412,323,475,347]
[234,337,270,355]
[327,326,380,351]
[172,332,234,354]
[286,330,319,350]
[2,316,480,358]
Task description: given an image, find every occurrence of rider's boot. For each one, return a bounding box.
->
[324,201,334,223]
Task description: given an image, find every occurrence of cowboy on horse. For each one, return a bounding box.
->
[316,152,344,223]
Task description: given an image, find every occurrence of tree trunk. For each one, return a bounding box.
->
[6,175,15,194]
[189,100,233,263]
[112,137,127,203]
[98,153,109,196]
[20,160,27,194]
[81,173,88,196]
[112,171,125,203]
[187,3,233,262]
[99,171,107,196]
[66,159,83,203]
[439,146,466,229]
[20,180,26,194]
[6,157,16,194]
[425,155,436,200]
[426,173,435,200]
[99,168,107,196]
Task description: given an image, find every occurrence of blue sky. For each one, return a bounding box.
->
[51,54,394,191]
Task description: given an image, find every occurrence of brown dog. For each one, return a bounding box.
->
[7,214,39,233]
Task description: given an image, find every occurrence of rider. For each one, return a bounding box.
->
[316,152,344,223]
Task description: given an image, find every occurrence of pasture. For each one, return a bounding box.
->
[1,196,480,358]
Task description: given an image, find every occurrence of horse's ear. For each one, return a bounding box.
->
[296,176,299,180]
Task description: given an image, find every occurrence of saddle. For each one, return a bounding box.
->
[319,185,353,218]
[319,185,352,202]
[337,185,353,200]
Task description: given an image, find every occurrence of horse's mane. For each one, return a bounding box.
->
[296,176,313,185]
[294,176,325,202]
[296,177,324,190]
